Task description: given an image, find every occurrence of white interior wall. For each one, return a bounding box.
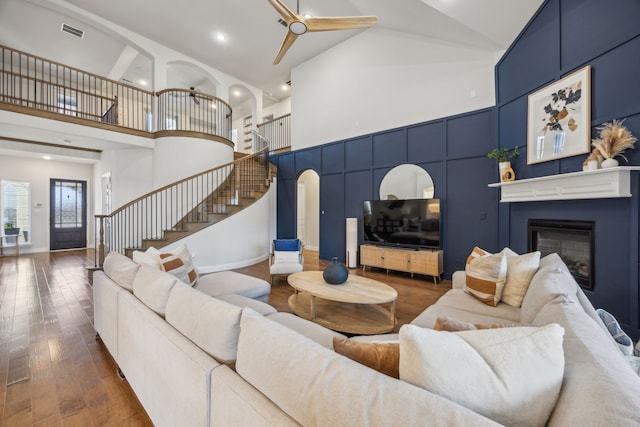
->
[291,27,497,149]
[97,148,154,210]
[162,185,274,272]
[298,170,319,251]
[0,155,94,254]
[152,137,233,188]
[262,98,291,121]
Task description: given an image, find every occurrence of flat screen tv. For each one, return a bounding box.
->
[363,199,441,249]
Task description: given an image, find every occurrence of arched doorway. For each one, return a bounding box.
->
[297,170,319,251]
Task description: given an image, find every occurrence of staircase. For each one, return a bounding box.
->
[94,132,274,266]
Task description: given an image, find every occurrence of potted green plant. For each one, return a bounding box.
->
[487,146,519,182]
[4,222,20,236]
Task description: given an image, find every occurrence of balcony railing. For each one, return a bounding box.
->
[0,45,233,141]
[0,44,153,132]
[156,88,232,139]
[258,113,291,153]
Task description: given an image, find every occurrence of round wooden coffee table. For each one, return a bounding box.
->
[287,271,397,335]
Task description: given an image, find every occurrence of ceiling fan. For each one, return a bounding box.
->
[268,0,378,65]
[188,86,200,105]
[169,87,203,105]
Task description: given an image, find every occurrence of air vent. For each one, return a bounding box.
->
[61,23,85,39]
[278,18,288,27]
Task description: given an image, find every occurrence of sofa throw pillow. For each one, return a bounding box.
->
[399,323,565,427]
[159,244,198,286]
[273,239,299,251]
[500,248,541,308]
[464,247,507,307]
[132,246,162,269]
[333,336,399,379]
[433,316,516,332]
[273,250,300,263]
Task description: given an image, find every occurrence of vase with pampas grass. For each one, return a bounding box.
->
[591,119,637,168]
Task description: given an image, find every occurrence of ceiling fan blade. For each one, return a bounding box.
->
[306,16,377,32]
[267,0,297,24]
[273,31,299,65]
[189,87,201,105]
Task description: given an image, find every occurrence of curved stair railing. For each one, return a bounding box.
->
[94,131,271,267]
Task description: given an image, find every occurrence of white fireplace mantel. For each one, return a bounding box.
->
[488,166,640,202]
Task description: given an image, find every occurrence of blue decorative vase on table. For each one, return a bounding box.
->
[323,257,349,285]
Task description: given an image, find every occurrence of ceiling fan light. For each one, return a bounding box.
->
[289,21,307,35]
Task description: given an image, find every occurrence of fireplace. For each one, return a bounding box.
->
[528,219,595,291]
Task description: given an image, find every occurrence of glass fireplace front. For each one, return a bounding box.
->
[528,219,595,291]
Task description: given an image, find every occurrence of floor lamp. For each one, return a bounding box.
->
[346,218,358,268]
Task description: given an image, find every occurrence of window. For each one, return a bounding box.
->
[57,94,78,116]
[165,115,177,130]
[146,110,154,132]
[1,180,30,244]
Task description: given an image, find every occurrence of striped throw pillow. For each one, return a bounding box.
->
[464,246,507,306]
[159,244,199,286]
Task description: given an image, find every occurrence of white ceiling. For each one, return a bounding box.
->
[0,0,543,113]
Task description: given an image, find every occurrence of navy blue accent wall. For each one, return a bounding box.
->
[272,0,640,340]
[272,108,497,279]
[496,0,640,339]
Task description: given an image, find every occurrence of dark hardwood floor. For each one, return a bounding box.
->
[0,249,450,425]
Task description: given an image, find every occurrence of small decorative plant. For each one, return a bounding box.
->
[4,222,13,229]
[591,119,637,161]
[487,146,520,163]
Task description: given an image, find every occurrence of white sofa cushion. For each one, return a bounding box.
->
[132,246,162,269]
[501,248,541,307]
[236,309,500,427]
[399,323,565,427]
[103,251,140,291]
[532,298,640,426]
[431,289,521,322]
[272,250,300,263]
[269,262,303,275]
[165,282,242,363]
[266,312,346,349]
[214,293,277,316]
[133,264,179,317]
[411,303,520,330]
[520,253,578,324]
[195,270,270,302]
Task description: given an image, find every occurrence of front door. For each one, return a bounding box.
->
[50,179,87,250]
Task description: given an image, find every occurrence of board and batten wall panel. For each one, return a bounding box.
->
[496,0,640,339]
[273,107,496,278]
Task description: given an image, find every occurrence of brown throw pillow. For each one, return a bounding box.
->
[434,316,516,332]
[332,337,400,379]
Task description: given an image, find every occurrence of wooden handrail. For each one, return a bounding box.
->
[93,131,271,266]
[259,113,291,127]
[154,88,232,112]
[0,44,154,95]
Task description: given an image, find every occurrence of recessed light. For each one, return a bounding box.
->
[233,90,241,97]
[43,155,51,160]
[215,32,226,43]
[139,79,148,86]
[281,84,289,91]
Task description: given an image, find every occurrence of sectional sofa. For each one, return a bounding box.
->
[93,251,640,426]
